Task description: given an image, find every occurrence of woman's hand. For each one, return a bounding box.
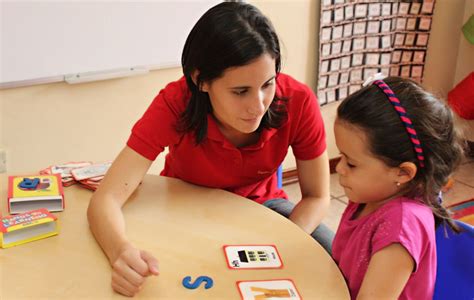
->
[110,243,159,297]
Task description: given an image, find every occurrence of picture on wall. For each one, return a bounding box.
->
[317,0,436,105]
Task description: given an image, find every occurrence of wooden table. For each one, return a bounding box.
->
[0,175,350,299]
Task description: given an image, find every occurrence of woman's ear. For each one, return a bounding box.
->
[395,162,418,184]
[191,70,209,92]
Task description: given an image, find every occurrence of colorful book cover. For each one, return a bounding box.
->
[8,174,65,214]
[0,208,59,248]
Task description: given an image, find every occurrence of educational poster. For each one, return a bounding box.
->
[317,0,436,105]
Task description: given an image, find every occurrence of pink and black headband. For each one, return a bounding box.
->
[363,74,425,168]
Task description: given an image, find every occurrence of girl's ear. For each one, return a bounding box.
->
[395,162,418,184]
[191,70,209,92]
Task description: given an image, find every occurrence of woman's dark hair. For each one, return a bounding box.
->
[337,77,464,231]
[178,2,287,144]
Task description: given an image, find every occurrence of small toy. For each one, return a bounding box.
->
[19,178,40,189]
[182,275,214,289]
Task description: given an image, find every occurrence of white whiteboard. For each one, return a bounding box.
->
[0,0,220,88]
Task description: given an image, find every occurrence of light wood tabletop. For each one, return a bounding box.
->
[0,174,350,299]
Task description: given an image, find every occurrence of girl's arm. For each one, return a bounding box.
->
[357,243,414,300]
[289,150,331,233]
[87,146,158,297]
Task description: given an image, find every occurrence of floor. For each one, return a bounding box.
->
[282,156,474,232]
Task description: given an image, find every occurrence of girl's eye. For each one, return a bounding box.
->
[347,163,356,168]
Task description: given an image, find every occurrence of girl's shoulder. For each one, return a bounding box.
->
[378,196,435,229]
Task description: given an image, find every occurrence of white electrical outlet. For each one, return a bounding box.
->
[0,149,6,173]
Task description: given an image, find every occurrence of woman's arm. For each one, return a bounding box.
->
[357,243,414,300]
[289,150,331,233]
[87,146,158,297]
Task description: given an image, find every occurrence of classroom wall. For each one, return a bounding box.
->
[0,0,471,175]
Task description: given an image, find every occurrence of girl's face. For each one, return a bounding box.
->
[334,119,401,206]
[202,53,276,139]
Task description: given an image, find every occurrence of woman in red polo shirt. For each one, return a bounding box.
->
[87,2,332,297]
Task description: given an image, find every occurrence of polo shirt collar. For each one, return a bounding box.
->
[206,114,279,150]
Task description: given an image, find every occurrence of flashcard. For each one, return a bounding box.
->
[353,38,365,51]
[381,53,391,65]
[327,89,336,102]
[341,56,351,69]
[333,26,343,39]
[320,60,329,73]
[223,245,283,269]
[354,4,368,18]
[391,50,402,63]
[342,40,352,52]
[418,17,432,30]
[413,51,425,63]
[381,20,391,32]
[402,51,413,63]
[368,3,381,16]
[317,91,327,105]
[322,10,332,25]
[353,22,367,35]
[367,21,380,34]
[396,17,407,30]
[339,72,349,84]
[350,69,362,81]
[411,66,423,78]
[394,33,405,46]
[328,73,339,86]
[322,43,331,56]
[345,5,354,19]
[335,7,344,22]
[421,1,435,14]
[405,33,416,46]
[401,65,411,77]
[381,3,391,16]
[322,0,332,7]
[343,23,353,37]
[318,76,328,89]
[416,34,429,46]
[331,41,342,55]
[381,35,392,49]
[338,86,348,99]
[410,3,422,15]
[366,36,379,49]
[406,18,417,30]
[390,66,400,76]
[321,28,332,41]
[352,53,364,66]
[366,53,380,65]
[237,279,302,300]
[398,2,410,15]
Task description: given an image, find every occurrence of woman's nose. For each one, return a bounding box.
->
[248,91,265,115]
[335,159,345,175]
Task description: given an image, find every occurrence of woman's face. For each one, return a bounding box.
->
[201,53,276,137]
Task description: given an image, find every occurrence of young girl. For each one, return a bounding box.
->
[332,76,464,300]
[88,2,332,297]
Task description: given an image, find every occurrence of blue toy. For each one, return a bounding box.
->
[182,276,214,290]
[19,178,40,189]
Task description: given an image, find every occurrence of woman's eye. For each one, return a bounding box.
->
[263,81,274,88]
[347,163,355,168]
[233,90,247,96]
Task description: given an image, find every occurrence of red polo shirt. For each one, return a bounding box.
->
[127,73,326,204]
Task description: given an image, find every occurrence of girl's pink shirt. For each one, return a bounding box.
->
[332,196,436,300]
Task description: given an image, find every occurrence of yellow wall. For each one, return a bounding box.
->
[0,0,472,174]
